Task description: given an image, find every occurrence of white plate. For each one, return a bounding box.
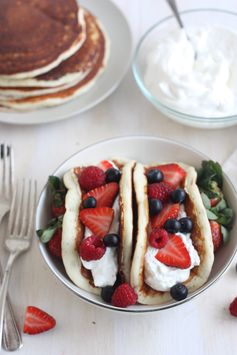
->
[35,136,237,313]
[0,0,132,125]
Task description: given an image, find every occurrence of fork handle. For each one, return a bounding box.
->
[0,252,18,351]
[0,261,22,351]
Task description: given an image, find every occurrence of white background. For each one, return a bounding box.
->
[1,0,237,354]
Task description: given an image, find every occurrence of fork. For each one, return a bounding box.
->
[0,143,23,351]
[0,179,37,350]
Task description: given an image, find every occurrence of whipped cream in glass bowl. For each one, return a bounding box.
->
[133,9,237,128]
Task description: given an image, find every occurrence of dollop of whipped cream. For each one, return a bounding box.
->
[80,161,120,287]
[144,26,237,117]
[145,233,200,292]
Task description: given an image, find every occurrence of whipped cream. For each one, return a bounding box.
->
[80,161,120,287]
[144,26,237,117]
[145,233,200,292]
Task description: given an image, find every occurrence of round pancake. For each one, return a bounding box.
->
[0,11,107,98]
[0,17,109,109]
[0,0,86,79]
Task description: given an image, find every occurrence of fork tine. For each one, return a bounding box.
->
[8,180,25,236]
[9,145,14,200]
[26,180,37,238]
[19,180,31,237]
[2,144,6,198]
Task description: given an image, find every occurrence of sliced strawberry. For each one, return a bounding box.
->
[80,207,114,238]
[51,204,65,218]
[83,182,119,208]
[153,164,186,188]
[210,220,222,252]
[155,234,191,269]
[48,229,62,259]
[151,203,180,228]
[99,160,114,171]
[23,306,56,335]
[210,197,220,207]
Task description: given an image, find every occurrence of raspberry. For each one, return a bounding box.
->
[148,182,174,203]
[229,297,237,317]
[149,228,168,249]
[79,235,106,261]
[79,166,105,192]
[111,283,137,308]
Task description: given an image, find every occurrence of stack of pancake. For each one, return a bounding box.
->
[0,0,109,110]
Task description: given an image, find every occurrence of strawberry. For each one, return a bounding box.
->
[210,197,220,207]
[151,203,180,228]
[155,234,191,269]
[148,182,174,203]
[48,229,62,258]
[99,160,114,171]
[153,164,186,188]
[229,297,237,317]
[79,166,105,191]
[80,207,114,238]
[51,204,65,217]
[210,220,222,252]
[83,182,119,208]
[23,306,56,335]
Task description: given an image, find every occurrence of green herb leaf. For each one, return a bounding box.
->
[221,225,230,244]
[206,209,218,220]
[212,198,227,212]
[37,226,57,243]
[216,208,234,227]
[201,192,211,209]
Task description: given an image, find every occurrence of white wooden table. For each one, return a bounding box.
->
[1,0,237,354]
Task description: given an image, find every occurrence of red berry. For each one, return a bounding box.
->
[79,166,105,192]
[229,297,237,317]
[149,228,168,248]
[210,221,222,252]
[210,197,220,207]
[152,164,186,188]
[148,182,174,203]
[151,203,180,229]
[51,204,65,217]
[98,160,114,171]
[111,283,137,308]
[83,182,119,208]
[155,234,191,269]
[48,229,62,259]
[79,235,106,261]
[80,207,114,238]
[23,306,56,335]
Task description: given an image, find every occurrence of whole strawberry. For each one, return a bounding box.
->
[209,221,222,252]
[48,229,62,259]
[229,297,237,317]
[111,283,137,308]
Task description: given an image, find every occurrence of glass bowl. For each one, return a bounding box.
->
[133,9,237,129]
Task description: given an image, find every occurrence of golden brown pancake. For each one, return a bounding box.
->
[0,0,85,78]
[0,11,107,98]
[0,14,109,109]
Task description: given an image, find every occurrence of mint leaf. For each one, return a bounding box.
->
[206,210,218,220]
[212,198,227,212]
[201,192,211,209]
[37,215,63,243]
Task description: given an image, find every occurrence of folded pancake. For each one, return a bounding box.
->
[0,14,109,110]
[0,10,101,93]
[130,162,214,305]
[62,159,135,294]
[0,0,86,79]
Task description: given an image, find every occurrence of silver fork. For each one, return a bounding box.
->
[0,179,37,350]
[0,143,23,351]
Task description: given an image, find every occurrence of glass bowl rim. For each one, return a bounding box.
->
[132,8,237,123]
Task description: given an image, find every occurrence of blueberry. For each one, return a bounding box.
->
[179,217,193,233]
[146,169,164,184]
[105,168,121,183]
[103,233,120,247]
[149,198,163,216]
[171,188,186,203]
[82,196,97,208]
[170,283,188,301]
[164,218,181,233]
[101,286,115,303]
